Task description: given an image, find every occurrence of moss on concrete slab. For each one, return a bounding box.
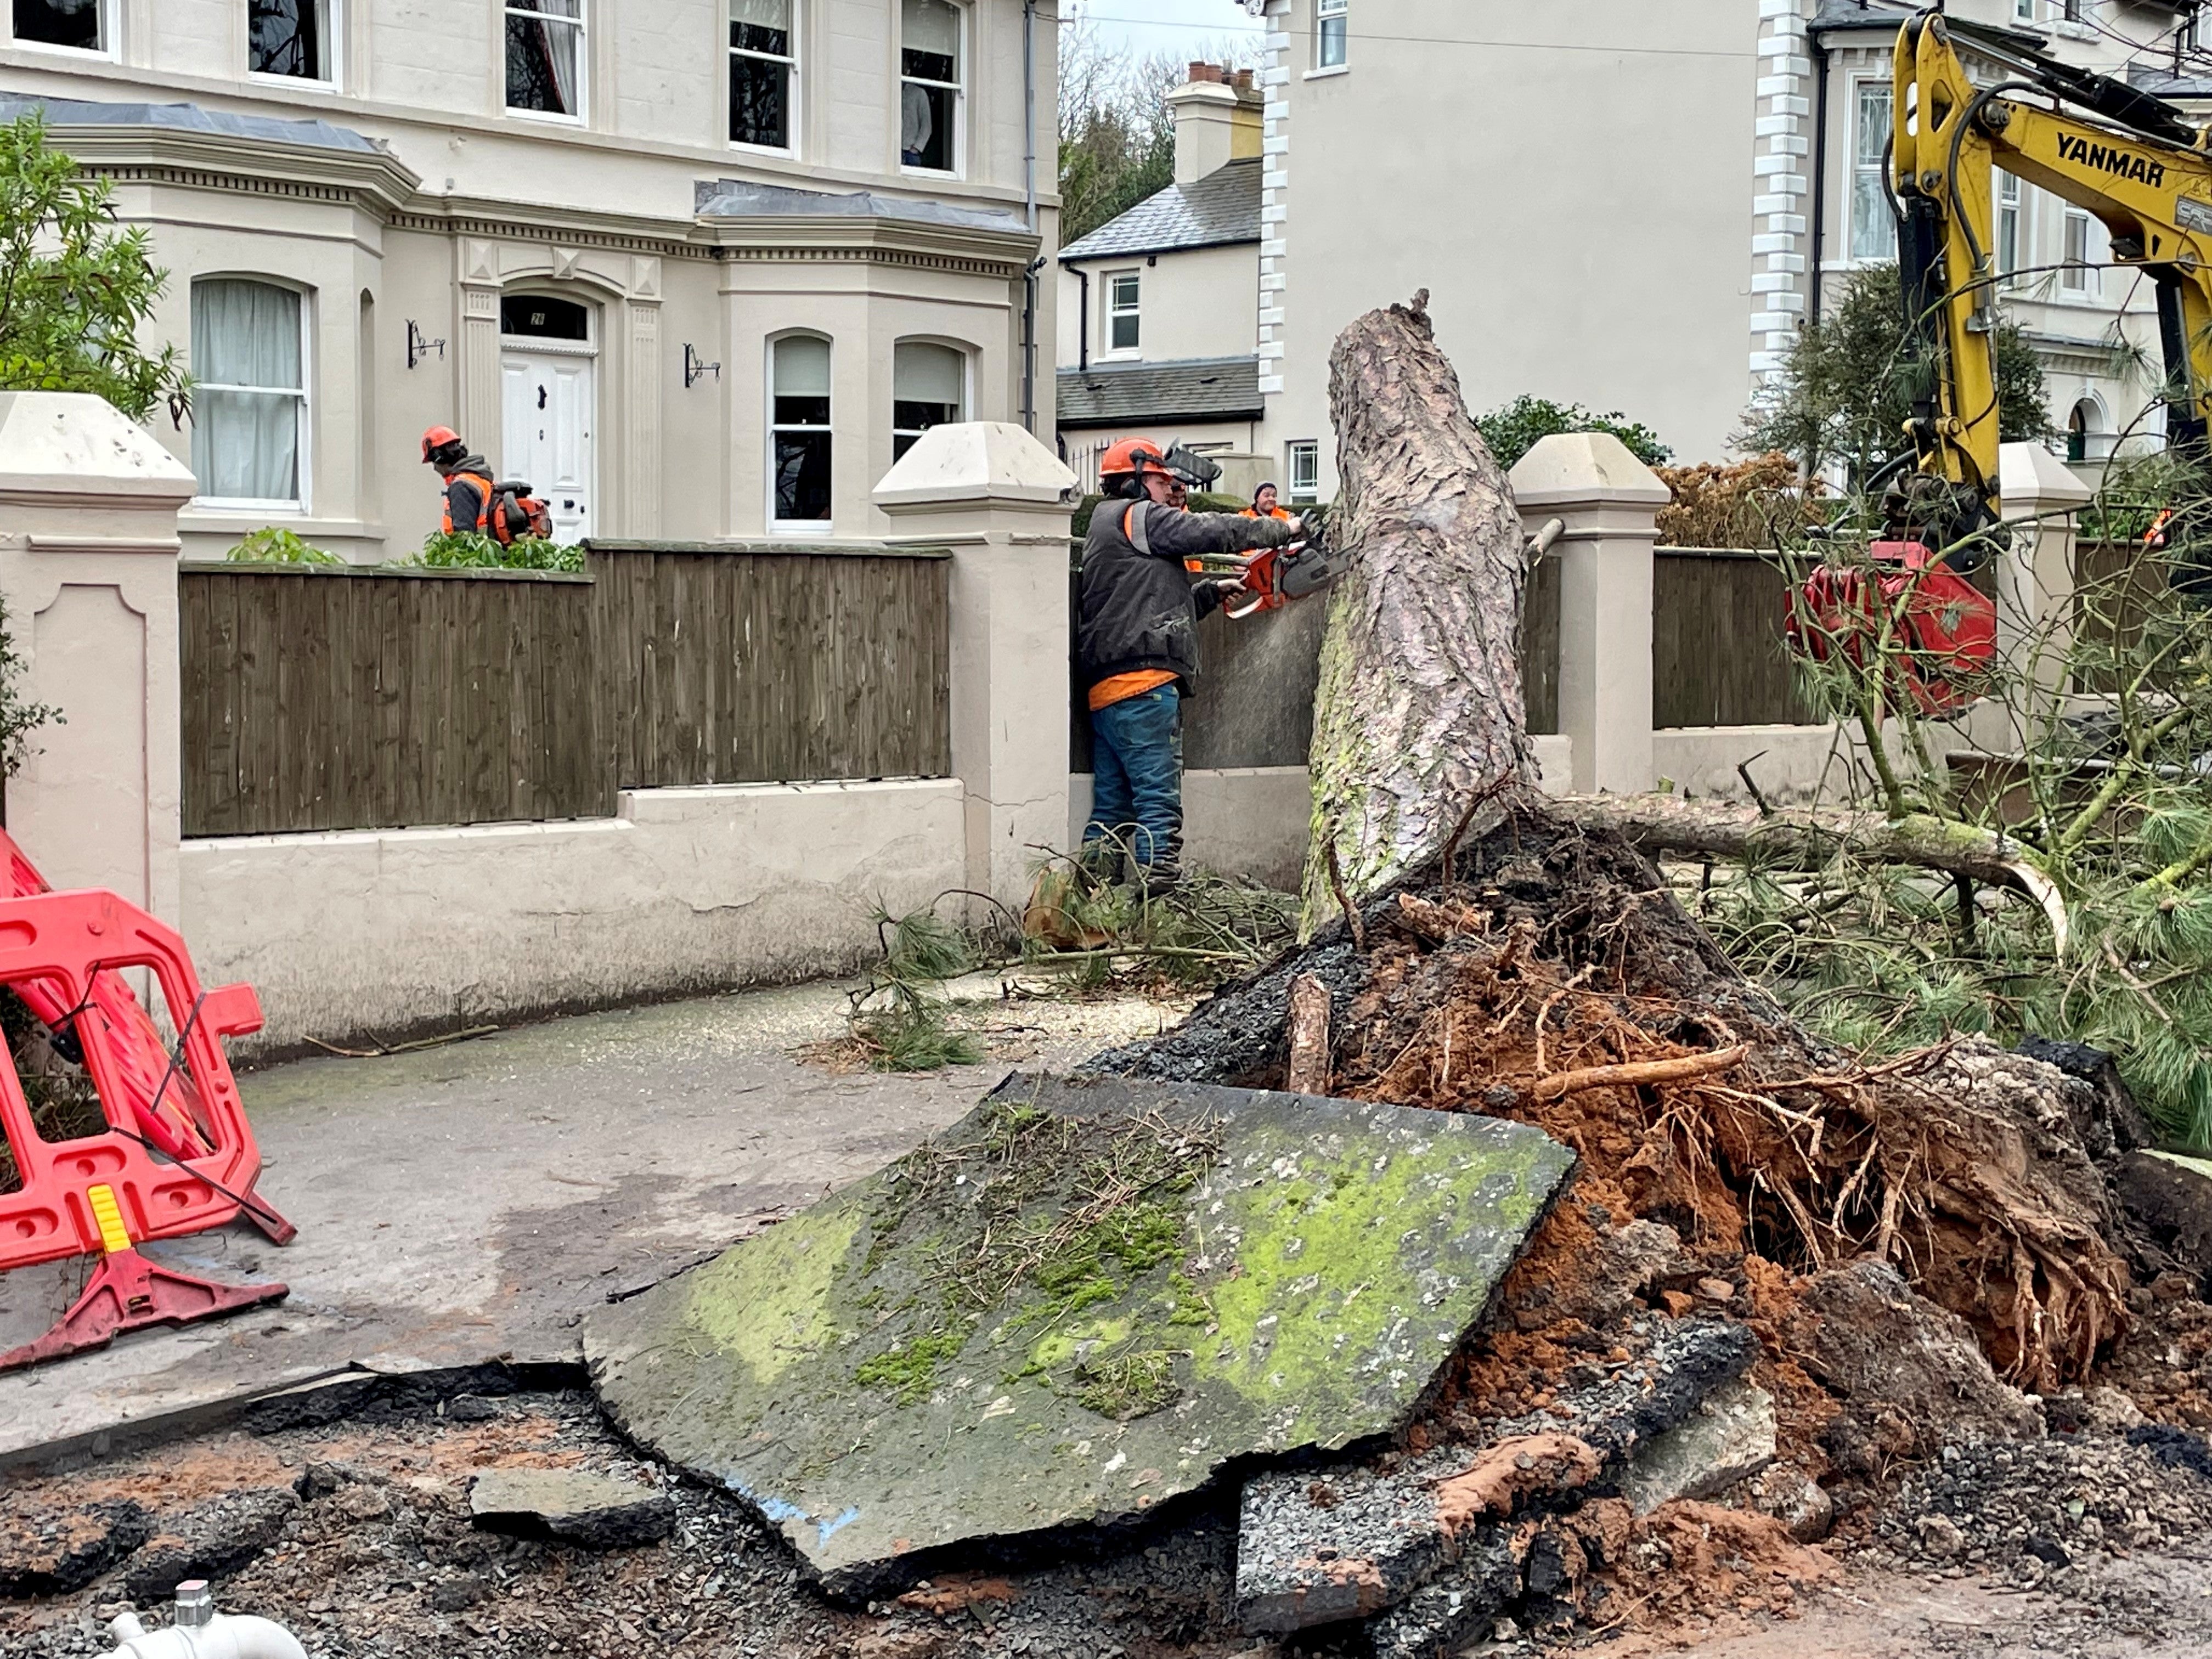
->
[584,1073,1573,1600]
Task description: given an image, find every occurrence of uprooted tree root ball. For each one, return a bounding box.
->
[1095,795,2183,1637]
[1108,799,2133,1392]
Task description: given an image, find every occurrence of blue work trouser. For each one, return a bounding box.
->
[1085,683,1184,871]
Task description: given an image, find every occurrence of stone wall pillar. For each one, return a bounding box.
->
[875,422,1077,910]
[1508,433,1670,794]
[0,393,196,922]
[1997,439,2096,699]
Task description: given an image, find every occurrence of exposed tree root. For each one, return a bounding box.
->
[1104,798,2132,1391]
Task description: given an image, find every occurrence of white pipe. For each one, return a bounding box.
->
[101,1585,308,1659]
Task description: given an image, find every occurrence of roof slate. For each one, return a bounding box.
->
[693,177,1030,236]
[0,95,383,153]
[1059,157,1262,263]
[1056,356,1262,428]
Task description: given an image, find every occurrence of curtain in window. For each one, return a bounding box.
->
[772,336,832,522]
[901,0,957,168]
[248,0,320,78]
[902,0,958,76]
[191,280,302,503]
[1850,85,1896,261]
[893,342,962,459]
[507,0,581,115]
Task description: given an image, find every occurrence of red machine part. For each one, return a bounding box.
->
[1786,539,1998,717]
[0,879,293,1371]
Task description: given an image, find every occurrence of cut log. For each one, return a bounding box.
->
[1553,793,2070,956]
[1302,291,1536,934]
[1286,973,1332,1095]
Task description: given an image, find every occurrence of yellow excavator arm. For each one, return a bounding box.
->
[1888,8,2212,556]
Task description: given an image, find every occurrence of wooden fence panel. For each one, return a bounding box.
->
[586,544,952,789]
[1652,548,1815,728]
[180,565,610,837]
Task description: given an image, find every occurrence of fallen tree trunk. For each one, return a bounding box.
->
[1302,291,1534,933]
[1553,792,2070,956]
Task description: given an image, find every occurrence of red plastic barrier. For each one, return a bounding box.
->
[0,876,294,1370]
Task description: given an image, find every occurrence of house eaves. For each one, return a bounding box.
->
[0,95,420,212]
[1058,157,1262,264]
[1057,356,1263,429]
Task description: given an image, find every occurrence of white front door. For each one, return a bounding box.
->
[500,347,595,543]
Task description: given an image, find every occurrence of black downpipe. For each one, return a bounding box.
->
[1809,29,1830,325]
[1078,268,1090,370]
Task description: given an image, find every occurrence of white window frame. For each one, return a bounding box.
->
[504,0,587,126]
[2013,0,2036,21]
[246,0,338,90]
[767,331,835,535]
[2062,207,2097,295]
[1314,0,1348,72]
[1850,80,1898,264]
[728,0,799,157]
[7,0,116,58]
[1103,270,1141,358]
[1286,440,1321,505]
[189,276,313,516]
[890,338,970,463]
[1997,170,2024,287]
[899,0,966,178]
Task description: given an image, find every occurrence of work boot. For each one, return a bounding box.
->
[1135,864,1184,901]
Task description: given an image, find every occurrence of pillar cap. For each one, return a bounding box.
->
[1507,431,1672,510]
[0,392,195,503]
[1999,439,2095,507]
[873,421,1077,509]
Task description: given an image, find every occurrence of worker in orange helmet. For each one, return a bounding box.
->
[1076,438,1304,890]
[420,425,496,535]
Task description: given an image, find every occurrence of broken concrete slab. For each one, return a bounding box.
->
[585,1072,1575,1600]
[467,1469,675,1550]
[122,1488,296,1600]
[1233,1319,1755,1635]
[1622,1378,1776,1514]
[1364,1526,1522,1659]
[0,1499,149,1597]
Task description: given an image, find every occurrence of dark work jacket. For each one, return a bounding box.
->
[1077,498,1301,693]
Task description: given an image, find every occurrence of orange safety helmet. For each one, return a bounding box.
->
[420,425,465,464]
[1098,437,1173,487]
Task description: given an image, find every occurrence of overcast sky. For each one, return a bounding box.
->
[1067,0,1265,61]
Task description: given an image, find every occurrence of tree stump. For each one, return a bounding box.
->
[1303,291,1536,933]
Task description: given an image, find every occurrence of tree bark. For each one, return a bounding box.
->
[1553,793,2070,955]
[1301,291,1536,933]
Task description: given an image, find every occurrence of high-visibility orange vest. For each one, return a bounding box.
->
[441,468,495,535]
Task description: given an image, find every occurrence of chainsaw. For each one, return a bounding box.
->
[1194,513,1350,619]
